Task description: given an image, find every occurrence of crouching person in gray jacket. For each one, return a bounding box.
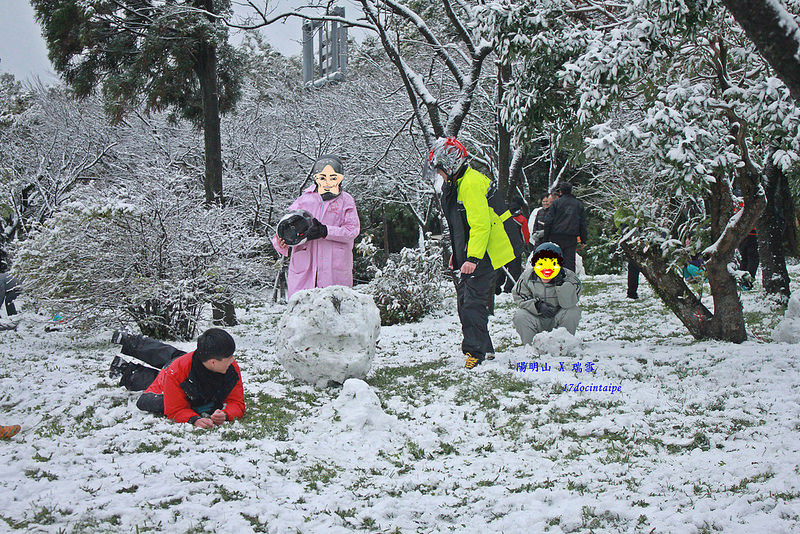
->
[512,242,582,344]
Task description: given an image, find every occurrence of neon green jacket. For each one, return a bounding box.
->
[453,167,516,270]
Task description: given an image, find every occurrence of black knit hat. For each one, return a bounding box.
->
[195,328,236,362]
[531,242,564,264]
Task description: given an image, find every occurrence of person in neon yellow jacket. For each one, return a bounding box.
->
[426,137,516,369]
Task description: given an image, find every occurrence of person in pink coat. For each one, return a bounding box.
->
[272,155,360,298]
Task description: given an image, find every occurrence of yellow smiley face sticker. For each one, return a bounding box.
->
[534,257,561,280]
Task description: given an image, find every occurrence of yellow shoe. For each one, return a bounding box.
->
[485,353,495,361]
[465,353,483,369]
[0,425,20,439]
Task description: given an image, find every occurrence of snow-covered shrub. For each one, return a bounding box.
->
[583,230,625,275]
[12,172,268,340]
[353,234,387,285]
[366,240,445,326]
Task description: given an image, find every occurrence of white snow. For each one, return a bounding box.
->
[531,326,582,357]
[0,266,799,532]
[773,291,800,343]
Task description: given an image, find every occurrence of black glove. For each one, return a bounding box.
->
[551,270,566,286]
[535,299,557,318]
[306,218,328,240]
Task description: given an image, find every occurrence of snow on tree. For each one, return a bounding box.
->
[11,170,268,340]
[31,0,244,205]
[484,0,799,341]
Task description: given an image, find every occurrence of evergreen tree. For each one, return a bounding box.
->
[31,0,243,205]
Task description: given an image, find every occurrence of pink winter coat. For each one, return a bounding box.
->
[272,186,360,298]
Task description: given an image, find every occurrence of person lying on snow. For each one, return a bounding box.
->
[109,328,244,429]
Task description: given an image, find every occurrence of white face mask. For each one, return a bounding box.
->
[434,172,444,194]
[424,162,445,194]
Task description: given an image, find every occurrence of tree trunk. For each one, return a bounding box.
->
[620,168,763,343]
[194,7,236,325]
[619,241,712,339]
[212,298,238,327]
[757,148,792,300]
[382,205,391,252]
[700,174,746,342]
[721,0,800,103]
[196,41,224,206]
[131,298,200,341]
[497,62,512,201]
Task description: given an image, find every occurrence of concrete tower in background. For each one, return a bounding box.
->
[302,7,348,86]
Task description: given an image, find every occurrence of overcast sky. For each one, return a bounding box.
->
[0,0,366,83]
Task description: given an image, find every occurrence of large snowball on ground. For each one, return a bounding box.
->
[532,326,581,357]
[277,286,381,388]
[773,292,800,344]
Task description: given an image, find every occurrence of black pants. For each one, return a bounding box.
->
[549,234,578,272]
[456,259,497,359]
[119,335,185,392]
[738,234,759,278]
[627,260,640,298]
[0,273,20,316]
[118,335,186,415]
[495,256,522,294]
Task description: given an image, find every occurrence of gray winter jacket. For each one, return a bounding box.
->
[512,267,581,315]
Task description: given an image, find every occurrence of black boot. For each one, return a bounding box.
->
[111,329,130,344]
[109,356,130,378]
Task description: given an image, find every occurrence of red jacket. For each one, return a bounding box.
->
[513,213,531,243]
[145,351,245,424]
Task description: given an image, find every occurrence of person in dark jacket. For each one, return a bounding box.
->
[737,229,759,280]
[426,137,516,369]
[512,242,582,343]
[109,328,245,428]
[495,195,530,294]
[543,182,588,272]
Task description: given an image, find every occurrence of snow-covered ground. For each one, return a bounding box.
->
[1,266,799,533]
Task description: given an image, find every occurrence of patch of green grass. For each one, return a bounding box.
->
[508,478,556,493]
[69,513,122,531]
[134,440,167,453]
[666,431,711,453]
[406,441,431,461]
[566,479,588,495]
[726,471,774,493]
[272,447,299,463]
[437,441,458,456]
[156,497,183,509]
[360,517,378,529]
[0,504,62,529]
[299,461,339,491]
[769,490,800,501]
[24,468,58,481]
[580,281,609,297]
[32,451,52,463]
[34,416,64,438]
[334,507,356,520]
[231,386,322,441]
[743,308,785,339]
[211,485,245,504]
[241,512,270,532]
[368,358,458,403]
